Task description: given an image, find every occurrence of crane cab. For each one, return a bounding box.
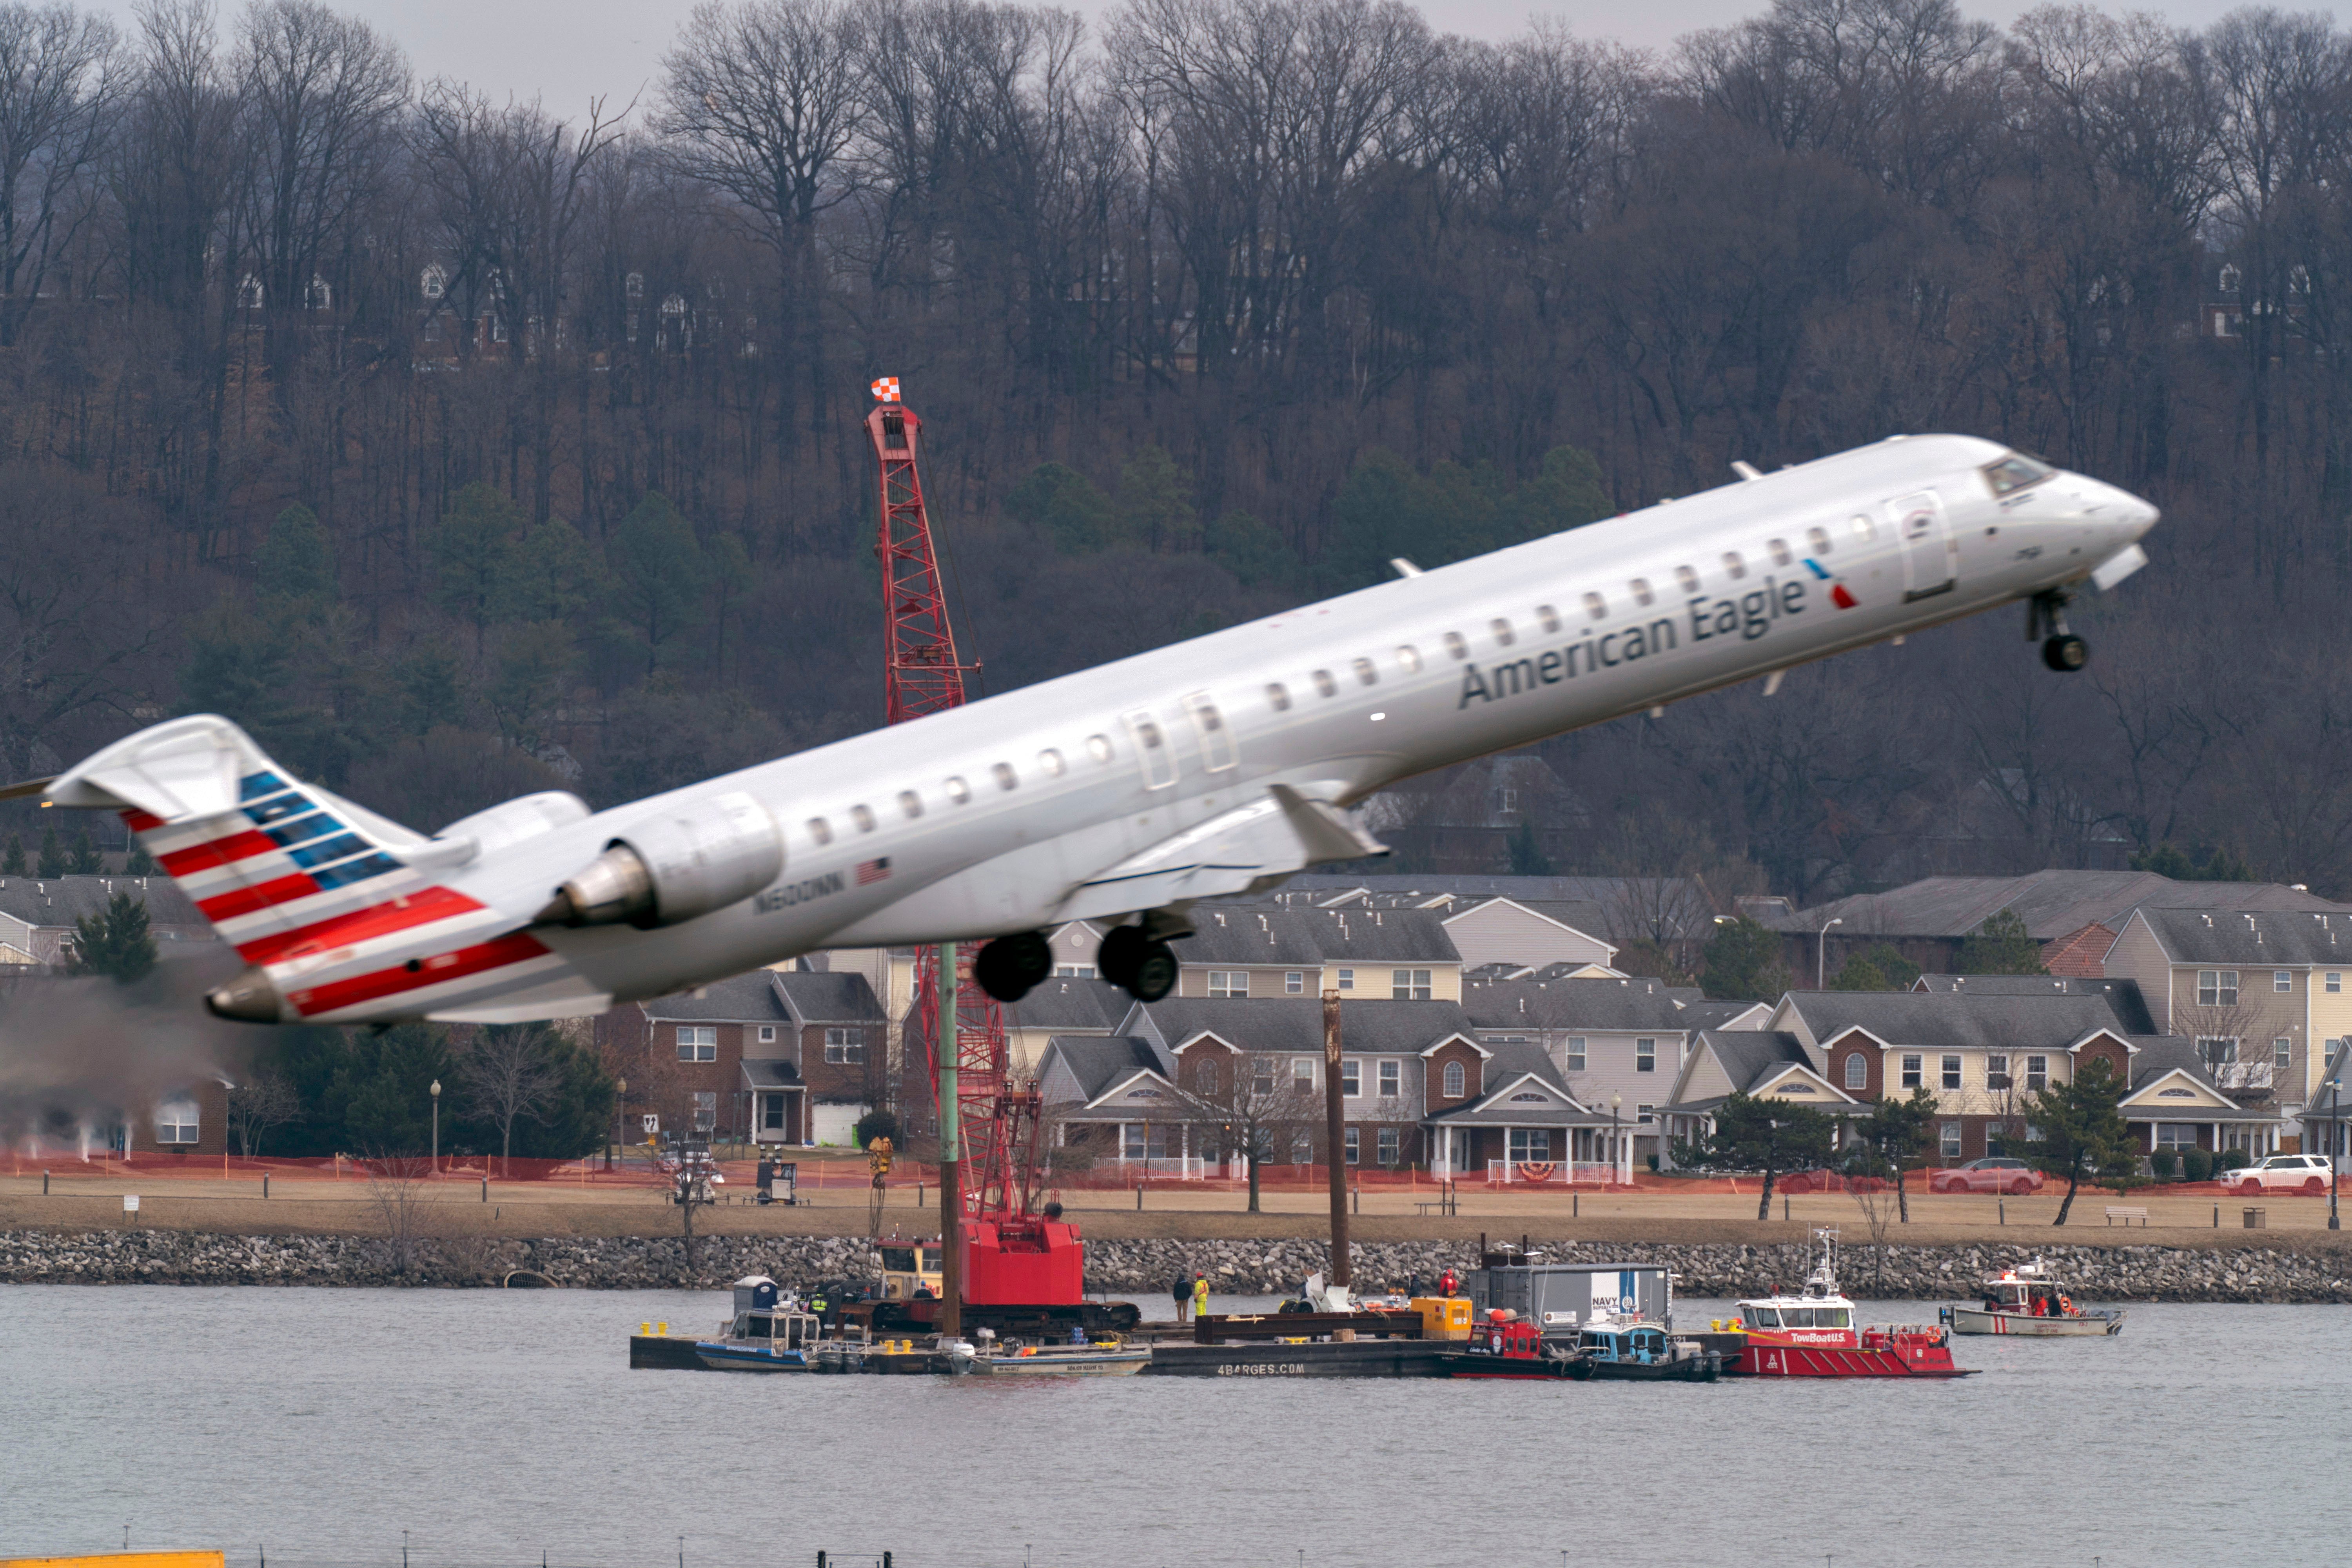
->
[875,1243,945,1302]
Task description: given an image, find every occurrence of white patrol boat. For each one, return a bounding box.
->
[1942,1258,2125,1337]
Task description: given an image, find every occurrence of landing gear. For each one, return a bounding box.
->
[1099,921,1181,1003]
[2029,590,2088,672]
[973,931,1053,1002]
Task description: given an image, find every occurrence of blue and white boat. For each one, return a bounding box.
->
[693,1275,823,1373]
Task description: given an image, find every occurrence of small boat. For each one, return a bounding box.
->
[1721,1230,1973,1378]
[692,1274,824,1373]
[1432,1312,1586,1379]
[1941,1258,2125,1337]
[1564,1314,1722,1382]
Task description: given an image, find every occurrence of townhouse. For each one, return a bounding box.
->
[1463,975,1768,1163]
[636,968,886,1146]
[2102,906,2352,1128]
[1657,1029,1855,1160]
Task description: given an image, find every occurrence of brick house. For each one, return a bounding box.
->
[636,968,884,1147]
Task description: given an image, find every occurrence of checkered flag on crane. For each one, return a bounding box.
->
[871,376,900,402]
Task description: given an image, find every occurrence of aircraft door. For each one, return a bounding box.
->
[1890,490,1956,601]
[1123,709,1178,789]
[1182,691,1236,773]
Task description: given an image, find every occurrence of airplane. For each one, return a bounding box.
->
[20,433,2154,1027]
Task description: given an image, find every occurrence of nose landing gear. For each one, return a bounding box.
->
[2029,590,2088,672]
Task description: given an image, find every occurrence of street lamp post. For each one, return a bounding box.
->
[2329,1071,2343,1232]
[610,1077,626,1172]
[1817,916,1844,990]
[428,1079,441,1171]
[1610,1093,1623,1185]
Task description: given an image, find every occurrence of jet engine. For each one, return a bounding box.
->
[538,791,782,929]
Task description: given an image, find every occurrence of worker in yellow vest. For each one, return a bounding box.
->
[1191,1272,1210,1320]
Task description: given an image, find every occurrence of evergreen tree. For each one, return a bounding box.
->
[1851,1086,1940,1221]
[36,826,64,877]
[68,889,156,983]
[1676,1091,1835,1219]
[1113,444,1198,553]
[2130,841,2256,882]
[432,483,527,653]
[606,492,711,674]
[67,827,100,874]
[1831,943,1922,991]
[2021,1058,2137,1225]
[3,834,23,875]
[1202,509,1297,586]
[1959,909,2047,975]
[500,518,607,623]
[124,844,153,876]
[1506,818,1553,875]
[1700,915,1791,1002]
[1004,462,1116,554]
[255,503,338,614]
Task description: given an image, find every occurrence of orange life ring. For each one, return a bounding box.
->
[1518,1161,1558,1183]
[2058,1294,2074,1316]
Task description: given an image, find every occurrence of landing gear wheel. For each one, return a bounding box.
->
[973,931,1053,1001]
[2042,633,2089,672]
[1127,940,1179,1002]
[1098,925,1147,991]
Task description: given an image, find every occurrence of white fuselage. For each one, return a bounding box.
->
[402,432,2156,1009]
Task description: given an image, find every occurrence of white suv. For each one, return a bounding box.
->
[2227,1153,2337,1194]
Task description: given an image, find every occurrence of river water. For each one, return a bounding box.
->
[1,1285,2343,1568]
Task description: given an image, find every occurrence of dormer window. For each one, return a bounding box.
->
[237,274,264,310]
[626,270,645,301]
[2220,263,2241,294]
[307,276,333,311]
[422,265,447,301]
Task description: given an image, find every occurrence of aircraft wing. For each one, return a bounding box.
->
[1049,785,1386,924]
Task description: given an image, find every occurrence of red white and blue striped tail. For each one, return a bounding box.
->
[47,715,601,1025]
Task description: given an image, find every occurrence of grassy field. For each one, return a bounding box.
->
[6,1168,2351,1253]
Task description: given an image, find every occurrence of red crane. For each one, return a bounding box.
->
[864,385,1098,1332]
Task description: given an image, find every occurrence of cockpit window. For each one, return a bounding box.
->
[1982,452,2055,497]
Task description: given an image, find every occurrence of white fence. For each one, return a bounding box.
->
[1119,1155,1208,1180]
[1486,1159,1623,1186]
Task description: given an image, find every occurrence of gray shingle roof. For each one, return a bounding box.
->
[1461,975,1700,1033]
[1911,974,2156,1034]
[1768,871,2352,941]
[1784,991,2136,1054]
[2121,1035,2277,1119]
[2133,906,2352,966]
[642,971,792,1023]
[1429,1039,1599,1125]
[1705,1030,1817,1094]
[1269,874,1716,940]
[1133,996,1481,1055]
[1044,1035,1172,1101]
[772,970,883,1024]
[1002,976,1129,1032]
[1179,904,1461,965]
[0,873,205,929]
[740,1060,803,1088]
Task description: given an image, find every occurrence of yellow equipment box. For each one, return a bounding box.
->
[1412,1296,1474,1341]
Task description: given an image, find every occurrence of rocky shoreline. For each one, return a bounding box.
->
[4,1229,2352,1301]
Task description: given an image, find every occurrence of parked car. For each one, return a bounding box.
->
[1929,1158,2045,1195]
[2227,1153,2337,1194]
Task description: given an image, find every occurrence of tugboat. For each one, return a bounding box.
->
[1433,1310,1586,1379]
[1942,1258,2125,1336]
[1720,1230,1973,1378]
[1564,1310,1722,1381]
[693,1275,824,1372]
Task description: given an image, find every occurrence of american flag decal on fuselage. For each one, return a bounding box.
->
[855,857,892,885]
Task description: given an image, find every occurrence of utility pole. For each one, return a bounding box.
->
[937,941,962,1336]
[1323,988,1350,1289]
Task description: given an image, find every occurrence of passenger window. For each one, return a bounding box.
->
[1489,618,1515,647]
[1266,682,1291,711]
[1768,538,1792,566]
[807,817,833,845]
[1351,657,1377,686]
[1086,734,1113,763]
[1185,692,1236,771]
[1630,579,1654,607]
[1443,632,1468,660]
[1125,710,1176,789]
[1038,749,1065,777]
[1396,646,1421,673]
[1581,592,1606,621]
[992,762,1017,791]
[944,777,970,805]
[1722,551,1746,579]
[1806,526,1831,555]
[1851,514,1877,542]
[1312,670,1337,697]
[850,804,876,833]
[897,790,923,819]
[1675,565,1699,593]
[1536,604,1561,634]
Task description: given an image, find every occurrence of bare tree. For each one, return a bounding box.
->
[0,1,119,345]
[1176,1045,1317,1212]
[456,1022,561,1172]
[225,1071,300,1155]
[361,1153,435,1276]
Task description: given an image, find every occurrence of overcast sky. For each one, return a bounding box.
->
[87,0,2265,126]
